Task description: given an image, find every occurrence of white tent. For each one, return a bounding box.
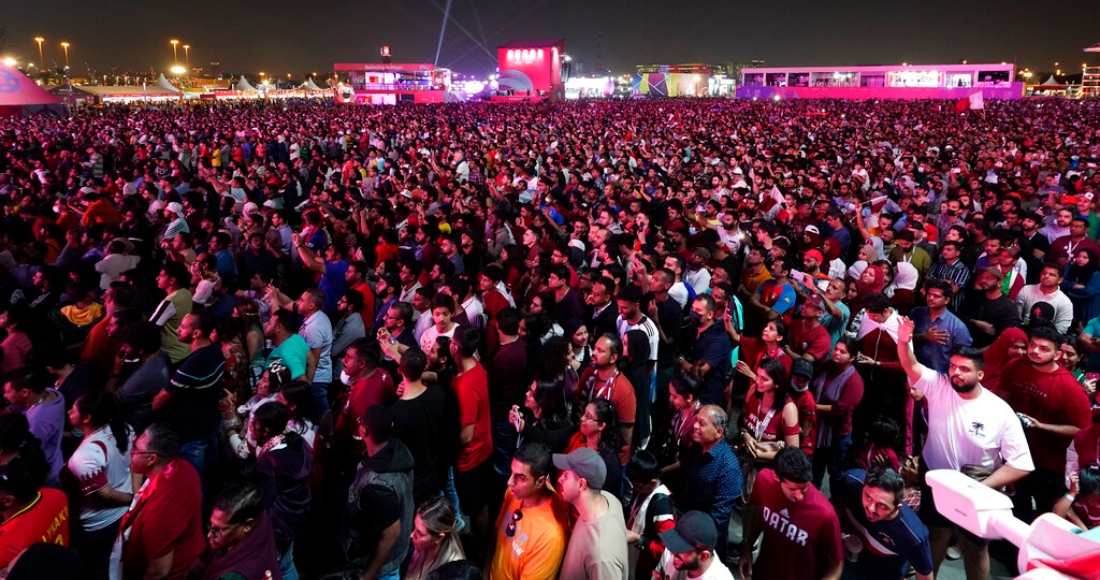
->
[1042,75,1060,85]
[302,77,324,91]
[157,74,182,93]
[234,75,258,91]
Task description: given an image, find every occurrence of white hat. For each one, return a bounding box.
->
[243,202,260,217]
[733,167,744,175]
[166,202,185,218]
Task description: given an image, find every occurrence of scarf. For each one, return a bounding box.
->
[812,364,857,447]
[856,310,900,342]
[200,511,283,580]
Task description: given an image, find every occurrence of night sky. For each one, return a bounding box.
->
[3,0,1099,76]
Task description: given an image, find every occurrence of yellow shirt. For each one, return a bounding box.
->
[489,489,570,580]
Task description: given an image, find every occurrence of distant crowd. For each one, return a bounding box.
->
[0,96,1097,579]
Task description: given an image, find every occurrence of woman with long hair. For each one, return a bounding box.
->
[565,398,626,500]
[66,391,134,579]
[810,337,865,488]
[213,316,251,403]
[739,357,800,462]
[511,378,575,453]
[227,362,293,459]
[562,319,591,375]
[620,329,652,449]
[406,496,465,580]
[276,380,320,450]
[234,298,265,371]
[660,373,703,467]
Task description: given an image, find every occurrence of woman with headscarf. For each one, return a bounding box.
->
[821,237,847,280]
[848,263,886,315]
[980,328,1029,399]
[886,261,919,316]
[1063,249,1100,326]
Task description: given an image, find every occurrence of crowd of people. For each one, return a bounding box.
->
[0,95,1097,579]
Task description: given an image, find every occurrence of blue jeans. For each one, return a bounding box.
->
[179,433,217,490]
[444,467,462,517]
[812,433,852,489]
[279,543,298,580]
[311,381,330,420]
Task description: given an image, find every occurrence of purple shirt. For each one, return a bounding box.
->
[18,388,66,488]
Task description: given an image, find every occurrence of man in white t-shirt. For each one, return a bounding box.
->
[896,316,1033,580]
[656,510,734,580]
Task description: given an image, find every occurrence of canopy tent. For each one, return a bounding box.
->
[1042,75,1059,85]
[302,77,324,91]
[0,62,65,116]
[157,74,182,93]
[234,75,258,91]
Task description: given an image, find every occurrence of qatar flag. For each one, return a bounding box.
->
[954,92,984,112]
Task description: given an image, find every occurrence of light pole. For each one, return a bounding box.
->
[60,42,70,69]
[170,39,179,63]
[34,37,44,67]
[183,44,191,70]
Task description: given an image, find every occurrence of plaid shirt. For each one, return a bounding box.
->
[679,440,743,542]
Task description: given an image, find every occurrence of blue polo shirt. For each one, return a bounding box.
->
[909,307,972,373]
[839,469,933,580]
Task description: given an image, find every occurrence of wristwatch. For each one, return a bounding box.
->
[634,536,648,551]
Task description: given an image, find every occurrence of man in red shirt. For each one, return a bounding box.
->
[786,294,832,364]
[999,324,1092,522]
[741,447,843,580]
[119,424,205,580]
[334,339,395,441]
[450,325,493,554]
[576,334,637,457]
[345,260,375,326]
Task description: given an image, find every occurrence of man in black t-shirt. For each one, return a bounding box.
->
[152,310,225,484]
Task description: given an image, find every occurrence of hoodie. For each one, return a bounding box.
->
[253,434,313,554]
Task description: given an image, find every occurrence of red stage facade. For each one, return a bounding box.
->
[494,39,566,101]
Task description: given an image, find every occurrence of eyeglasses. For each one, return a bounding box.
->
[208,522,242,540]
[505,509,523,538]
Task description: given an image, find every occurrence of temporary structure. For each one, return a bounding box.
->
[0,62,65,116]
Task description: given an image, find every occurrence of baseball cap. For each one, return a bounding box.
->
[980,266,1004,281]
[165,202,185,218]
[660,511,718,554]
[804,249,824,264]
[552,447,606,490]
[791,358,815,379]
[803,293,825,311]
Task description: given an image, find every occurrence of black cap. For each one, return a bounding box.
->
[660,511,718,553]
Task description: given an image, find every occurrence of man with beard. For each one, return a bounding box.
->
[962,267,1021,350]
[996,324,1091,523]
[655,511,734,580]
[896,317,1032,580]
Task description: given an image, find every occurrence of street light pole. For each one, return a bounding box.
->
[34,37,44,67]
[183,45,191,71]
[60,42,70,69]
[170,39,179,64]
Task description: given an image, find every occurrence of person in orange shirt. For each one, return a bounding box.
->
[0,434,70,569]
[79,192,121,227]
[487,441,570,580]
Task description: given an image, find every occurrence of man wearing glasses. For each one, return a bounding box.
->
[486,441,569,579]
[118,424,205,580]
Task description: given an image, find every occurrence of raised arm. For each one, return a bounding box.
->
[895,316,927,386]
